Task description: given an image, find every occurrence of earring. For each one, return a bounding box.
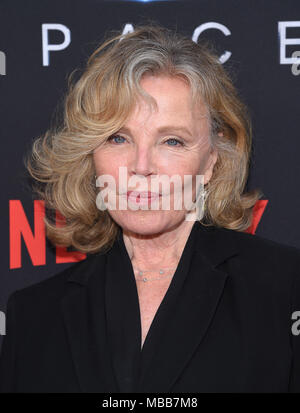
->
[185,188,207,222]
[195,188,207,221]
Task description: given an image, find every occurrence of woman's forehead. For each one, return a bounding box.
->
[127,89,208,120]
[122,97,210,134]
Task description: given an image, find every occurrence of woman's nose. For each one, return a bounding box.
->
[130,145,156,176]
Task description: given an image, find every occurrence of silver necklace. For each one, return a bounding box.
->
[133,266,177,282]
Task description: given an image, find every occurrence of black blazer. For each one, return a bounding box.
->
[1,221,300,393]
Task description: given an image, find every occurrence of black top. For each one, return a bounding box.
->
[1,220,300,392]
[105,220,200,392]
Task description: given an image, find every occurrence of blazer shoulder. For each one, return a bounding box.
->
[216,225,300,256]
[9,251,105,307]
[206,227,300,298]
[220,226,300,273]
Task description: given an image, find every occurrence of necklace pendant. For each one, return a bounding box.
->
[143,277,148,282]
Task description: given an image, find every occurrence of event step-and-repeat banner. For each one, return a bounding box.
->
[0,0,299,349]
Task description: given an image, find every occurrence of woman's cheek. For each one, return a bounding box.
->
[158,151,191,171]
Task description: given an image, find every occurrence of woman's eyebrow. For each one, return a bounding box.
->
[119,125,193,138]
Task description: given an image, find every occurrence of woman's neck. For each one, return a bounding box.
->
[122,220,196,270]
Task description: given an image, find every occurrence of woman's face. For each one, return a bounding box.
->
[93,74,218,235]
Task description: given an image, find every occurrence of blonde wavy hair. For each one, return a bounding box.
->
[26,23,263,254]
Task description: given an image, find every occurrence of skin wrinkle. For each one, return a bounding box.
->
[93,74,218,270]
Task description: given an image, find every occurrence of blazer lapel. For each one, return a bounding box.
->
[60,252,118,393]
[60,222,240,393]
[138,224,240,392]
[104,229,142,393]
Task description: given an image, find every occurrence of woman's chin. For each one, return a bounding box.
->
[109,210,184,235]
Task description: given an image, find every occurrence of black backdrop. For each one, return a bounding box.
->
[0,0,300,350]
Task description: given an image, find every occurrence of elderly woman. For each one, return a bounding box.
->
[0,24,300,393]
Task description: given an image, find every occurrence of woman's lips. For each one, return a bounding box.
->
[126,191,161,205]
[127,191,160,198]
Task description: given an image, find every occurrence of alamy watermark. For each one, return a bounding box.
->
[0,311,5,335]
[95,167,206,222]
[291,311,300,336]
[0,51,6,76]
[291,51,300,76]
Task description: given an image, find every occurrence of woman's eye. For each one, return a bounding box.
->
[107,134,126,144]
[164,138,184,147]
[106,135,184,147]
